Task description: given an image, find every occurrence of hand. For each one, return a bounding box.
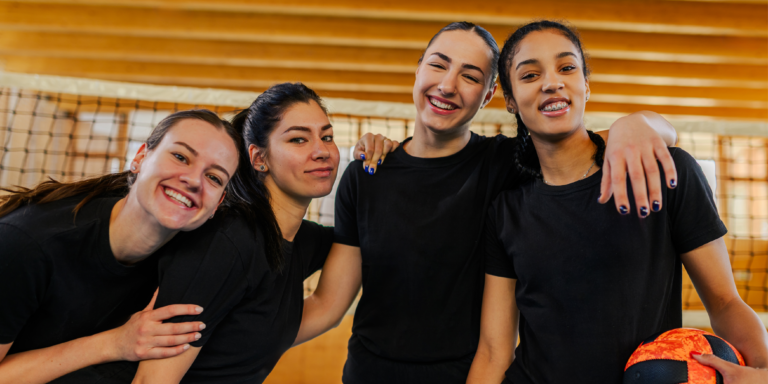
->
[692,353,768,384]
[353,133,400,175]
[107,289,205,361]
[598,114,677,216]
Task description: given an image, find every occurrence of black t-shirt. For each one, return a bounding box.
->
[485,147,727,384]
[152,215,333,384]
[0,195,158,353]
[334,133,519,379]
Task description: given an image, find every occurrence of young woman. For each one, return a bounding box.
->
[0,110,243,384]
[468,20,768,384]
[119,82,397,383]
[296,22,681,384]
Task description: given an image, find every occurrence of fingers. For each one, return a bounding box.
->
[352,133,375,171]
[691,353,735,375]
[626,149,651,218]
[609,156,631,215]
[156,321,207,336]
[364,134,385,175]
[642,147,663,214]
[654,143,678,189]
[142,344,191,360]
[143,288,159,311]
[598,160,612,204]
[149,304,204,321]
[153,333,202,348]
[380,139,399,165]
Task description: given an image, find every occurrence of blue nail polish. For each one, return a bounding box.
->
[368,167,374,175]
[364,165,369,172]
[670,179,677,188]
[640,207,649,218]
[378,159,382,165]
[619,206,629,215]
[360,154,366,160]
[652,201,661,212]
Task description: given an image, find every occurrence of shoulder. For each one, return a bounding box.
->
[668,147,698,168]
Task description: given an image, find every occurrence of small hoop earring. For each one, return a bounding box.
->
[259,165,266,171]
[130,165,136,172]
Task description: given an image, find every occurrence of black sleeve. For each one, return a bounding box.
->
[334,162,361,247]
[299,221,334,278]
[484,201,517,279]
[154,229,253,347]
[0,224,51,344]
[666,148,728,254]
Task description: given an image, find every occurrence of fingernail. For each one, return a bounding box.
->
[652,201,661,212]
[670,179,677,188]
[183,344,190,350]
[368,167,375,175]
[619,206,629,215]
[199,323,206,330]
[640,207,649,218]
[195,333,202,340]
[360,154,366,160]
[195,306,203,313]
[690,351,702,358]
[377,159,382,165]
[364,165,369,172]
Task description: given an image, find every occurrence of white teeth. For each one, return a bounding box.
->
[542,101,569,112]
[429,98,456,110]
[164,188,192,208]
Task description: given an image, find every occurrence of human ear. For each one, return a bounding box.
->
[481,83,497,109]
[585,80,591,103]
[130,143,148,172]
[249,144,268,172]
[505,95,519,115]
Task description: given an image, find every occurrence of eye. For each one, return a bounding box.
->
[289,137,307,144]
[172,153,188,163]
[429,63,445,70]
[322,135,334,142]
[207,174,223,186]
[561,65,577,72]
[521,72,537,80]
[463,75,480,83]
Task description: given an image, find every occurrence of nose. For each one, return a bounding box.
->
[541,71,564,93]
[178,167,202,192]
[311,137,331,161]
[437,70,458,95]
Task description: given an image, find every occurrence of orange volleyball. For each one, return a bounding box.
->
[624,328,744,384]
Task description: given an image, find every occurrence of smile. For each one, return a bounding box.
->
[541,101,569,112]
[164,187,193,208]
[427,96,459,112]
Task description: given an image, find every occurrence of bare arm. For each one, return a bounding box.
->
[132,346,201,384]
[682,238,768,368]
[0,291,204,384]
[294,243,362,346]
[467,274,519,384]
[597,110,679,217]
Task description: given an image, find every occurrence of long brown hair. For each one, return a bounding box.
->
[0,110,235,218]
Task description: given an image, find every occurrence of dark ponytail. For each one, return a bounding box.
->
[0,109,235,218]
[229,82,328,273]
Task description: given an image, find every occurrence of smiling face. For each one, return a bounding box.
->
[413,29,496,136]
[506,30,590,140]
[131,119,238,231]
[256,100,340,202]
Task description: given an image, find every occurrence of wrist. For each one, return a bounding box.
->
[92,328,121,362]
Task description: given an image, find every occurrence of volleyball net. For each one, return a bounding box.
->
[1,72,766,327]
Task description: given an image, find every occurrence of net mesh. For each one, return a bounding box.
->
[1,75,766,324]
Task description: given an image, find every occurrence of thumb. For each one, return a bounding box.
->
[692,352,735,375]
[143,288,159,312]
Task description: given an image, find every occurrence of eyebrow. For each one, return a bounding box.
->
[430,52,486,76]
[516,51,578,70]
[174,141,231,180]
[283,124,333,134]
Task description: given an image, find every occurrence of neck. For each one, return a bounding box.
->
[109,194,179,265]
[264,176,310,242]
[531,127,598,186]
[404,120,472,158]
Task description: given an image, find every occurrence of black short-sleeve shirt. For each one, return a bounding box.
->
[485,147,727,384]
[0,195,158,353]
[152,215,333,384]
[334,133,519,381]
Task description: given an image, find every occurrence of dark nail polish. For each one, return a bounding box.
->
[360,154,366,160]
[670,179,677,188]
[369,167,375,175]
[619,206,629,215]
[640,207,649,218]
[364,165,369,172]
[378,159,382,165]
[652,201,661,212]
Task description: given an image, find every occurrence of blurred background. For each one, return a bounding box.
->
[0,1,766,383]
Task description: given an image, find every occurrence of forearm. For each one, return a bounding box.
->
[132,346,199,384]
[621,111,677,147]
[294,292,353,346]
[709,299,768,368]
[0,331,117,384]
[466,344,512,384]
